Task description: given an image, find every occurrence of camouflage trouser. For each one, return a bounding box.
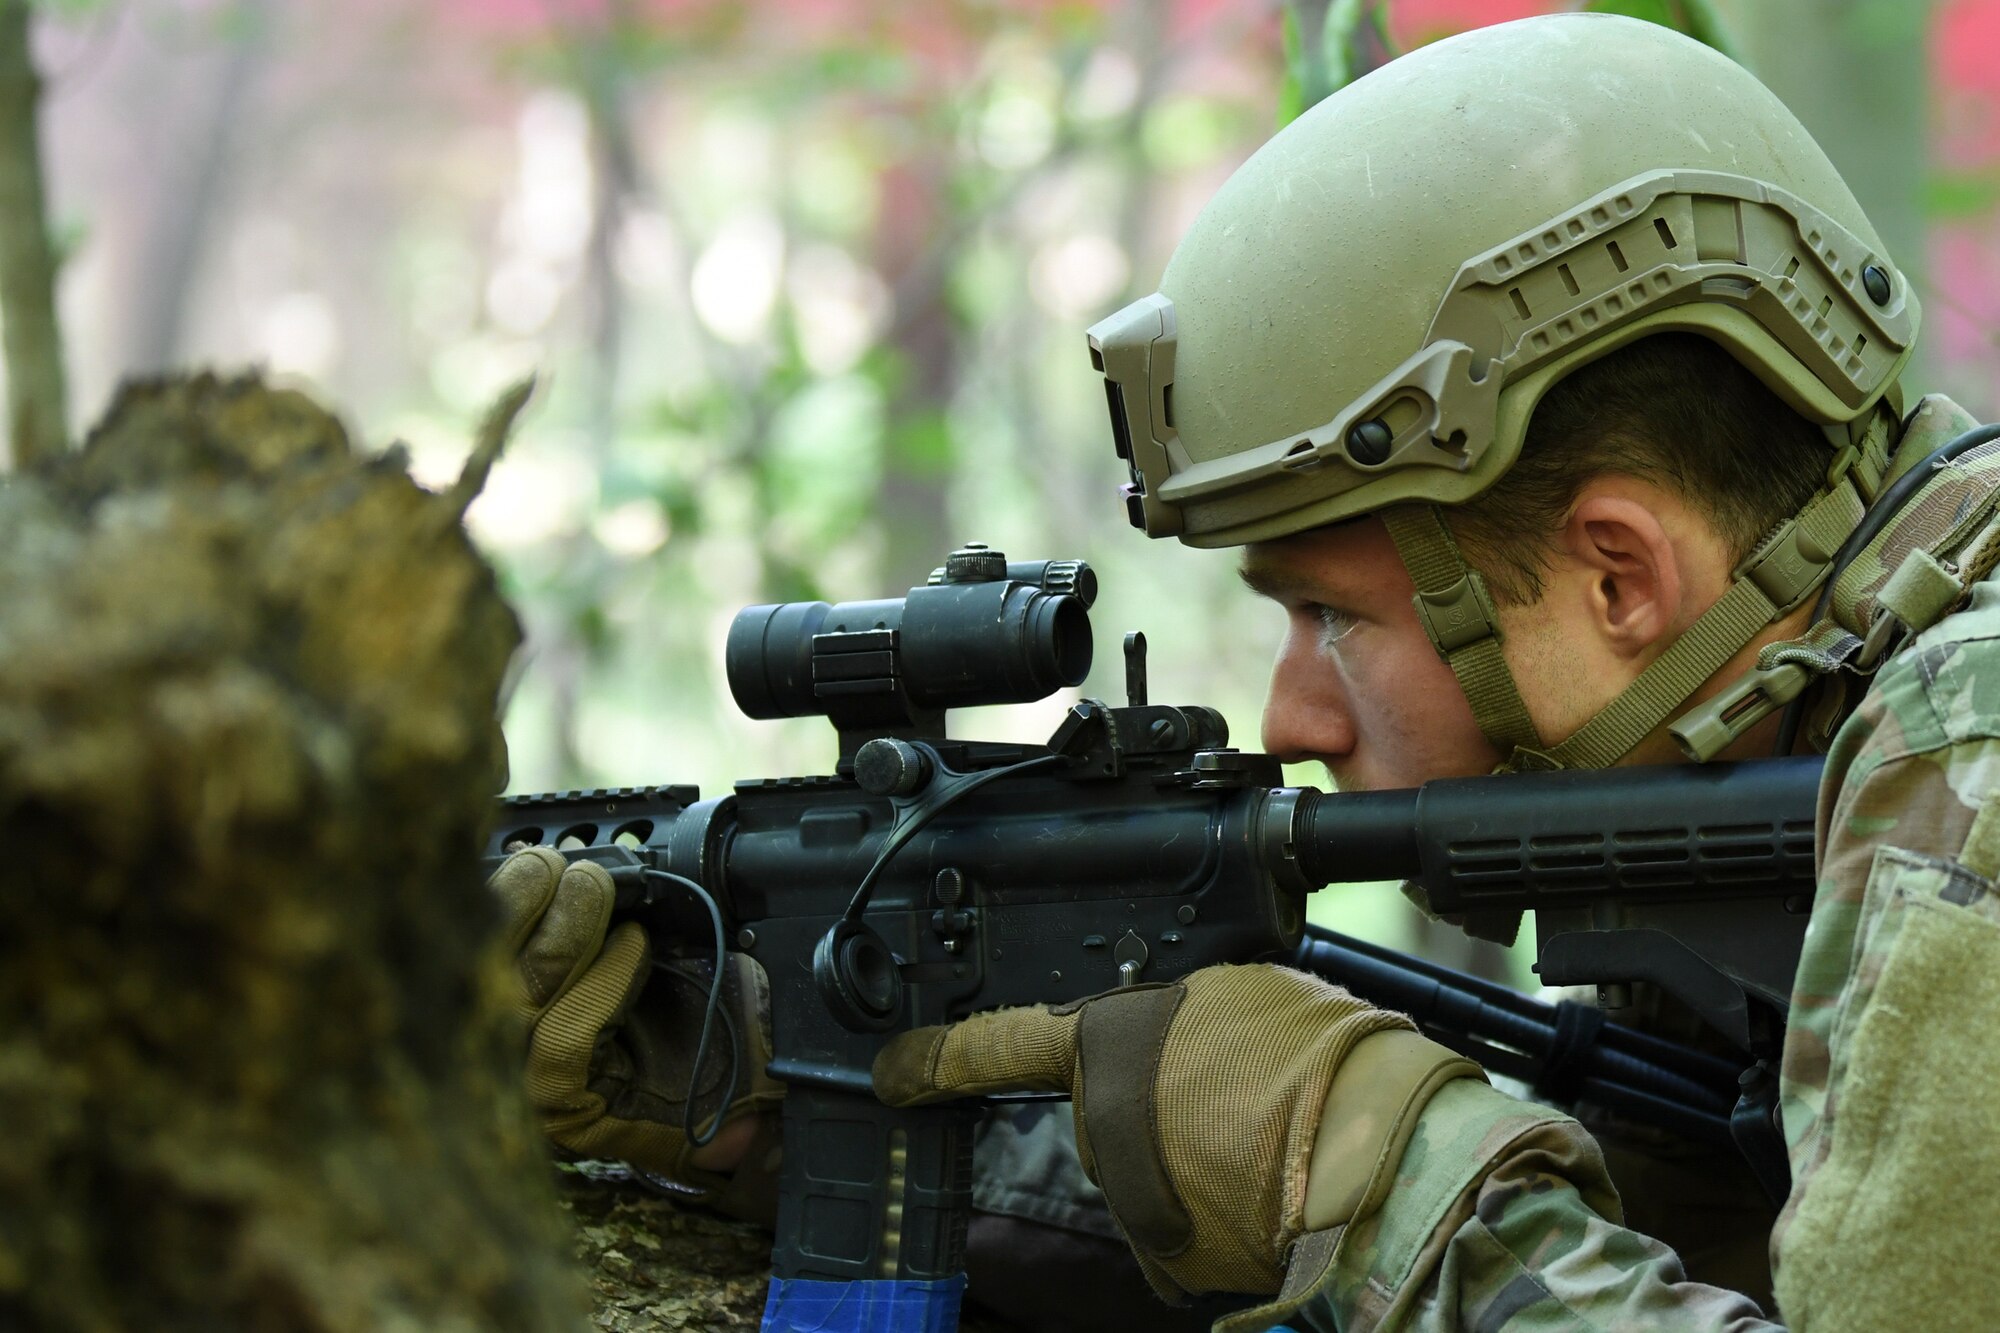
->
[971,1102,1117,1241]
[965,1103,1255,1332]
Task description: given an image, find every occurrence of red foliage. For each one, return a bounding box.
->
[1930,224,2000,365]
[1936,0,2000,170]
[1937,0,2000,94]
[1386,0,1560,49]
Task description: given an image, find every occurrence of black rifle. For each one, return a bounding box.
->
[488,548,1817,1332]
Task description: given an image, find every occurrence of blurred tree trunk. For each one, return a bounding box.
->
[1713,0,1932,379]
[0,0,67,467]
[584,73,634,480]
[0,375,588,1330]
[877,156,960,588]
[529,38,645,786]
[124,10,267,372]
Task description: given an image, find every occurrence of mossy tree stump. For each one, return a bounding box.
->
[0,375,588,1330]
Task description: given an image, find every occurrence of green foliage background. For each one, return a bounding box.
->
[20,0,1982,981]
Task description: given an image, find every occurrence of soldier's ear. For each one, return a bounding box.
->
[1562,489,1684,659]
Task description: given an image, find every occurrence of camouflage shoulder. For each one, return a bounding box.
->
[1890,574,2000,752]
[1773,757,2000,1327]
[1771,482,2000,1302]
[1776,577,2000,1267]
[1817,551,2000,808]
[1894,393,1982,462]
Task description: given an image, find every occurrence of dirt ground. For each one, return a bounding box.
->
[557,1162,1014,1333]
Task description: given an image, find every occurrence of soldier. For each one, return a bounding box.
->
[499,13,2000,1330]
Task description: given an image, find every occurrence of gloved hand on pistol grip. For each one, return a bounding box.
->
[489,846,784,1197]
[872,962,1484,1302]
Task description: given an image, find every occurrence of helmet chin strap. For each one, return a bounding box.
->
[1378,506,1550,770]
[1382,474,1868,773]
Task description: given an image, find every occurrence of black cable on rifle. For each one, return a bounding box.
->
[840,751,1067,923]
[641,867,739,1149]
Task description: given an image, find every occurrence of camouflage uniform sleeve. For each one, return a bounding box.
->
[1275,1077,1778,1332]
[1769,579,2000,1329]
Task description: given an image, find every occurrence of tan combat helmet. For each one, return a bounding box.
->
[1088,12,1919,771]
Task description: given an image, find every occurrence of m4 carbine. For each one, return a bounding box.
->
[488,547,1817,1333]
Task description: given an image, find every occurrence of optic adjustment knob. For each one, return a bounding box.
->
[1037,559,1094,602]
[854,737,933,797]
[941,542,1008,583]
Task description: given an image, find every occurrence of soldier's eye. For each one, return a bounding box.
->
[1308,603,1358,650]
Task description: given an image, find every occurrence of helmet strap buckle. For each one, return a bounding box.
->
[1732,508,1839,614]
[1412,570,1502,657]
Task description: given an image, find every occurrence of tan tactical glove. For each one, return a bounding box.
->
[874,963,1481,1302]
[490,847,784,1197]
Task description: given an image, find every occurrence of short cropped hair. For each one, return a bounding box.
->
[1450,333,1831,605]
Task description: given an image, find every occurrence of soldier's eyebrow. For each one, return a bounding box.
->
[1237,561,1317,603]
